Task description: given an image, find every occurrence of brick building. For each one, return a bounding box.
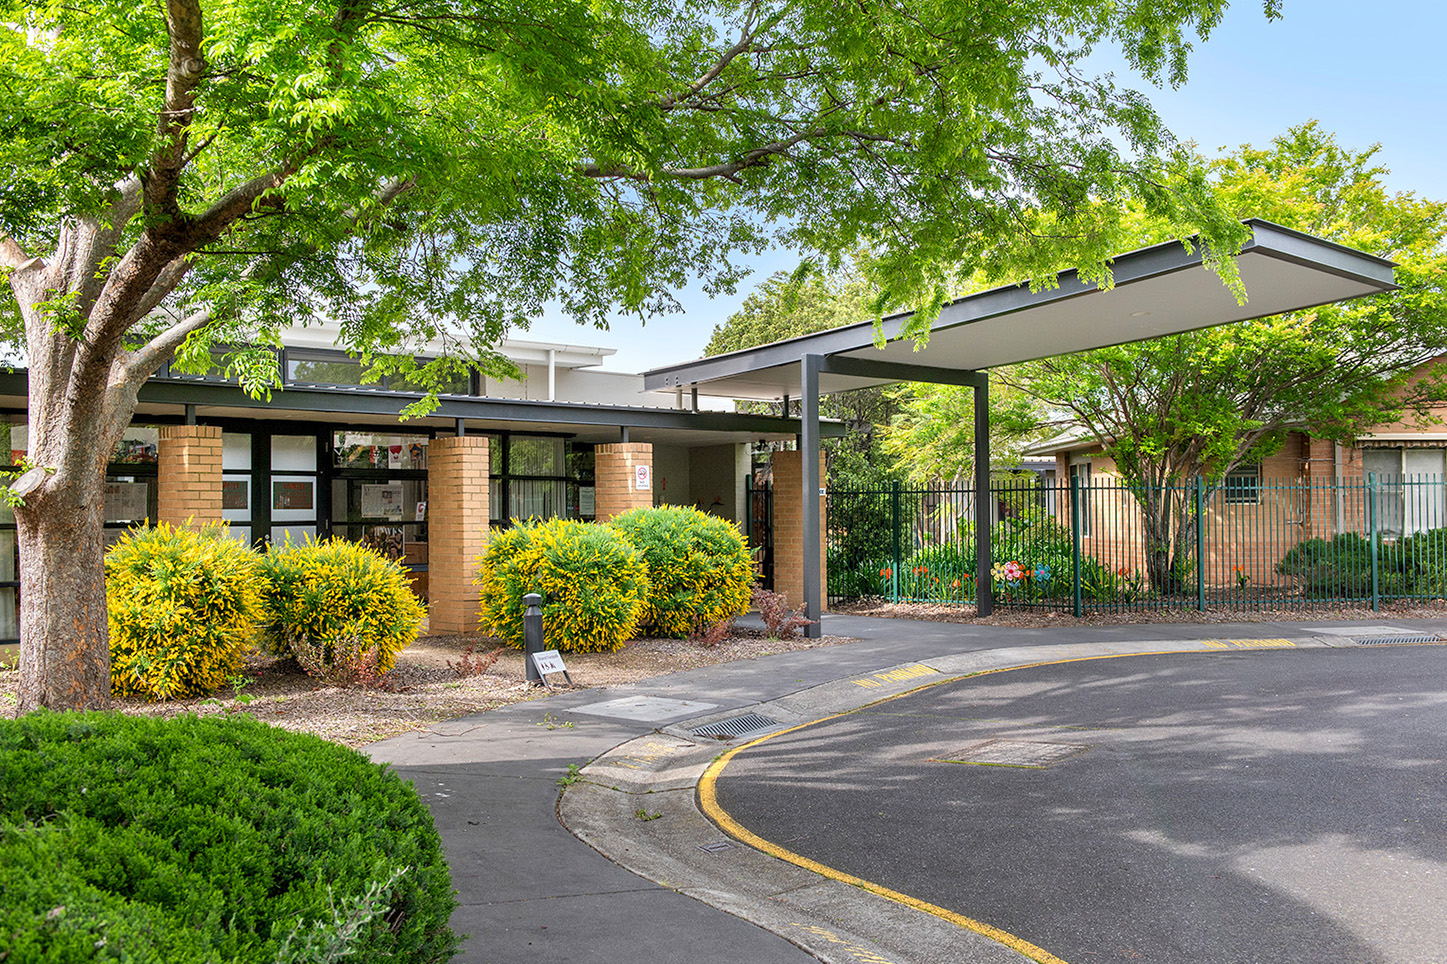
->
[0,327,832,644]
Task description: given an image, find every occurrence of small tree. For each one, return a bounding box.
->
[1007,125,1447,590]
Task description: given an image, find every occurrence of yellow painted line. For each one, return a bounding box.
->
[851,663,939,688]
[699,644,1297,964]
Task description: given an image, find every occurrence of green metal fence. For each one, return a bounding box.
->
[826,474,1447,613]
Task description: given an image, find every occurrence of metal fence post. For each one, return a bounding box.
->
[891,480,902,603]
[1070,473,1083,617]
[743,474,753,542]
[523,592,544,685]
[1195,476,1206,612]
[1368,472,1380,611]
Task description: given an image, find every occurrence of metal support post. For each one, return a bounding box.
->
[973,377,993,617]
[801,354,823,638]
[523,592,544,685]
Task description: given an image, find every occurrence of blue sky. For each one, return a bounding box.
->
[520,2,1447,373]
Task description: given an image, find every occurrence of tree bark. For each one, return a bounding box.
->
[14,464,113,712]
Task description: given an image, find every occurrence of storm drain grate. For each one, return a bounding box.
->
[691,713,780,739]
[1354,635,1444,646]
[696,840,735,854]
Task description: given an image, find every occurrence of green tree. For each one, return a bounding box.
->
[1008,124,1447,591]
[3,0,1270,710]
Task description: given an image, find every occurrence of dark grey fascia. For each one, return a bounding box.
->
[642,218,1399,392]
[0,372,846,437]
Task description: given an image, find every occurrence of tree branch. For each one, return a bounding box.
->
[123,253,193,327]
[659,3,789,111]
[122,307,212,385]
[145,0,208,225]
[0,231,39,272]
[578,130,813,183]
[68,177,144,315]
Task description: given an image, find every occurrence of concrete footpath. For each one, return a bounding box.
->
[367,614,1447,964]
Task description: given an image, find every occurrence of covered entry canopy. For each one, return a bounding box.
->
[643,220,1398,633]
[645,220,1397,400]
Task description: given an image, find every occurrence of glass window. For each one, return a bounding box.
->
[287,354,367,387]
[272,435,317,472]
[1070,462,1092,537]
[334,432,429,470]
[389,367,472,396]
[222,432,252,471]
[112,427,159,464]
[1222,465,1261,505]
[567,443,595,482]
[509,436,563,476]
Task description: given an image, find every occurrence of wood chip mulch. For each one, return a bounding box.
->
[0,629,854,749]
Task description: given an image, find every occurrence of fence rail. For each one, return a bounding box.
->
[826,474,1447,613]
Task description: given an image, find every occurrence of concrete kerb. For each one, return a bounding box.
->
[558,634,1353,964]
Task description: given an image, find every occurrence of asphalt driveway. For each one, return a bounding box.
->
[710,646,1447,964]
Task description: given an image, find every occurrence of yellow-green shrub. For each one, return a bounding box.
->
[260,537,425,675]
[475,518,649,653]
[611,506,754,638]
[106,522,263,700]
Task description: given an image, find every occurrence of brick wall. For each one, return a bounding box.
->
[428,435,490,634]
[772,450,827,613]
[157,425,222,526]
[595,442,654,520]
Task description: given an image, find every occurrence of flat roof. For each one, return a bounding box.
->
[0,374,846,447]
[644,220,1397,400]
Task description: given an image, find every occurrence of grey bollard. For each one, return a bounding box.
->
[523,593,544,685]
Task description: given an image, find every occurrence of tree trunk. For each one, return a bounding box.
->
[12,332,138,714]
[14,472,112,712]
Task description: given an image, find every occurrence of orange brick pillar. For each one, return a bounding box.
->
[595,442,654,520]
[428,435,490,634]
[157,425,223,526]
[772,450,827,612]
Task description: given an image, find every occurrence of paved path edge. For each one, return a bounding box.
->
[558,634,1347,964]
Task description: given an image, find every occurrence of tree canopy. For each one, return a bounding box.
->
[1009,123,1447,489]
[3,0,1278,711]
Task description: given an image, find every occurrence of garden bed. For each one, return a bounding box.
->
[0,630,853,748]
[832,596,1447,627]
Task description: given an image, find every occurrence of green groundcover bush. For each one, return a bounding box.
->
[260,537,426,674]
[475,517,649,653]
[0,713,458,964]
[610,506,754,637]
[106,522,264,700]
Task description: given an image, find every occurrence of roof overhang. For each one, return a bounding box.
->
[645,219,1398,400]
[0,373,844,447]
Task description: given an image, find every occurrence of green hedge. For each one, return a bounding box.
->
[106,522,264,700]
[260,537,426,675]
[610,506,754,637]
[476,517,649,652]
[0,713,458,963]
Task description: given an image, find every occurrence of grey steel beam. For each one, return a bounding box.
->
[818,355,986,388]
[974,376,993,617]
[801,354,823,638]
[11,375,841,436]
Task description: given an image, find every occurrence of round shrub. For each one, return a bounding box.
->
[106,522,264,700]
[610,506,754,637]
[260,537,425,675]
[475,518,649,653]
[0,712,457,964]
